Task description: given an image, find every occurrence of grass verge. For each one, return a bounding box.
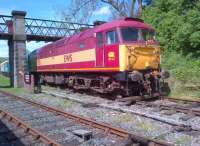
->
[0,75,27,94]
[162,51,200,99]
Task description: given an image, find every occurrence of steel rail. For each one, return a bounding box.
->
[167,97,200,104]
[0,90,173,146]
[137,102,200,116]
[0,108,61,146]
[158,104,200,116]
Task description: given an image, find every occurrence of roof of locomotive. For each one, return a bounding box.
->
[37,17,153,51]
[94,17,153,32]
[62,17,153,42]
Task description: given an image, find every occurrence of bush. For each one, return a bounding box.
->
[161,51,200,84]
[143,0,200,56]
[161,51,200,98]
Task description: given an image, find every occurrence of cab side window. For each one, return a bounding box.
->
[97,33,103,47]
[106,30,118,45]
[79,43,85,48]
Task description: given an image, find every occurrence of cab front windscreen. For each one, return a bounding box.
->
[120,27,156,42]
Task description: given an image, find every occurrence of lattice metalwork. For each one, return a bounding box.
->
[0,15,92,40]
[0,15,12,34]
[25,18,93,37]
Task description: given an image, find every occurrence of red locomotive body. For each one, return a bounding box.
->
[37,18,152,72]
[29,17,169,97]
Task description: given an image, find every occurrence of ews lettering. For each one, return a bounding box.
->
[64,54,72,63]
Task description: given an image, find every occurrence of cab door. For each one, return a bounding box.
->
[95,32,104,67]
[104,29,119,68]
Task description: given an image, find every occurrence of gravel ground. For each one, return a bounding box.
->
[12,86,200,146]
[0,92,131,146]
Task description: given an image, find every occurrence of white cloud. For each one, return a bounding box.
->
[93,6,111,16]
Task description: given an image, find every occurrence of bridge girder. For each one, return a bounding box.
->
[0,13,92,41]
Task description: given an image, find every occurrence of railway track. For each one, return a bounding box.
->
[0,108,60,146]
[136,101,200,117]
[0,90,173,146]
[116,96,200,131]
[42,88,200,132]
[167,97,200,104]
[113,94,200,118]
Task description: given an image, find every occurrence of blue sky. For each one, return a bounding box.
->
[0,0,71,19]
[0,0,112,57]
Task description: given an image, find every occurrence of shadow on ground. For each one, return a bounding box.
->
[0,120,26,146]
[0,85,11,88]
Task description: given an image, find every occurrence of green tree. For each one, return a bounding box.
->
[143,0,200,56]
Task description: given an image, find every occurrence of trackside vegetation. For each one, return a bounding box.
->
[143,0,200,98]
[162,52,200,98]
[0,75,27,94]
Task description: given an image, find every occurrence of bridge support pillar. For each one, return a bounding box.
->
[9,11,27,87]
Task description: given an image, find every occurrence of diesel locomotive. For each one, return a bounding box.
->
[28,17,169,98]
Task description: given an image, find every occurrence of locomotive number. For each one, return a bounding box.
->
[64,54,72,63]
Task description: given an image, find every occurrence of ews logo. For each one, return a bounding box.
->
[64,54,72,63]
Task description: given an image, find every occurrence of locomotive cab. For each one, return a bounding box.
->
[119,27,160,71]
[93,17,169,97]
[118,26,162,97]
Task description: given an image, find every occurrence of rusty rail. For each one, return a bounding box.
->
[0,90,173,146]
[158,104,200,116]
[137,101,200,117]
[167,97,200,104]
[0,108,61,146]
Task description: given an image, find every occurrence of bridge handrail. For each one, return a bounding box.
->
[25,17,93,27]
[0,15,12,18]
[25,24,77,30]
[0,15,93,27]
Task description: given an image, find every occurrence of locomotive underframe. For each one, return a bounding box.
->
[33,70,162,98]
